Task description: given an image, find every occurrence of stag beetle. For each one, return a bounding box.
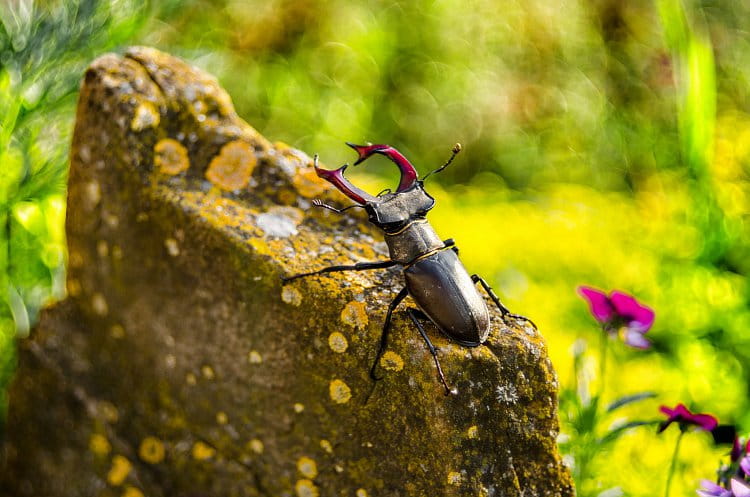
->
[282,143,534,395]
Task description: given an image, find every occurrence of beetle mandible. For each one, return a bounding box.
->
[282,142,534,395]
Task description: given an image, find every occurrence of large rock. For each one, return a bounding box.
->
[1,47,574,497]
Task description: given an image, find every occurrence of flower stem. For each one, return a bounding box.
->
[664,430,685,497]
[598,326,609,399]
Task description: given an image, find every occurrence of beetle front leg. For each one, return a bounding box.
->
[407,308,455,396]
[370,287,409,382]
[282,259,398,284]
[471,274,538,330]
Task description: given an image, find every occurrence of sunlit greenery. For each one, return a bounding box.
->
[3,0,750,495]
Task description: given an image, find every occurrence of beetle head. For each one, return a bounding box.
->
[314,143,435,232]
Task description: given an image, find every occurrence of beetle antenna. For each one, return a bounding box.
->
[312,199,364,213]
[422,143,461,182]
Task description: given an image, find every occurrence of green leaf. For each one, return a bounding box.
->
[606,392,657,413]
[598,420,660,446]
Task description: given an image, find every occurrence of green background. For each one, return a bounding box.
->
[3,0,750,495]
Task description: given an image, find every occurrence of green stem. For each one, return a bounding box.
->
[598,327,609,400]
[664,430,684,497]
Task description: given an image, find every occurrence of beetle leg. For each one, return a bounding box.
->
[471,274,538,330]
[281,259,398,284]
[407,308,456,396]
[370,287,409,382]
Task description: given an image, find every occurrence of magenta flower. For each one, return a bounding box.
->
[659,404,718,433]
[578,286,655,349]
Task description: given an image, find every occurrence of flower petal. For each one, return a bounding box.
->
[689,413,719,431]
[578,286,615,323]
[741,456,750,476]
[697,480,730,497]
[731,479,750,497]
[610,291,655,331]
[622,327,651,349]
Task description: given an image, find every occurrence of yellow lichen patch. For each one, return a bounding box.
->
[380,351,404,372]
[138,437,165,464]
[327,332,348,353]
[154,138,190,175]
[89,433,111,456]
[99,401,119,423]
[320,439,333,454]
[341,301,368,328]
[293,403,305,413]
[292,167,328,198]
[249,237,272,256]
[216,412,228,425]
[201,365,215,380]
[281,286,302,306]
[92,293,108,316]
[356,489,368,497]
[248,438,264,454]
[122,486,145,497]
[131,101,160,131]
[107,455,132,486]
[295,479,319,497]
[185,373,197,385]
[205,140,257,190]
[248,350,263,363]
[110,324,125,339]
[447,471,462,486]
[164,238,180,256]
[297,456,318,479]
[467,425,479,439]
[191,441,216,460]
[329,379,352,404]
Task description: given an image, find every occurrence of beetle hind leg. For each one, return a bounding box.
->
[471,274,538,330]
[281,259,397,284]
[370,287,409,382]
[407,308,456,396]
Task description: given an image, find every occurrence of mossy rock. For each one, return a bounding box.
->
[1,47,574,497]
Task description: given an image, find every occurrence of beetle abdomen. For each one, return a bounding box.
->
[404,249,490,346]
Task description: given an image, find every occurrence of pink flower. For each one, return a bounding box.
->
[659,404,718,433]
[578,286,655,349]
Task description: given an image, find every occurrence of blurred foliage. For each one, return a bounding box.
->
[3,0,750,495]
[0,0,155,426]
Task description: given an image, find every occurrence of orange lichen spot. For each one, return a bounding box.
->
[248,350,263,364]
[67,278,81,297]
[292,167,328,198]
[329,379,352,404]
[191,441,216,460]
[154,138,190,175]
[164,238,180,257]
[216,412,228,425]
[356,489,369,497]
[447,471,462,486]
[467,425,479,439]
[138,436,165,464]
[293,403,305,413]
[131,101,160,131]
[122,486,145,497]
[107,455,132,486]
[327,332,348,353]
[380,351,404,372]
[205,140,257,190]
[201,365,215,380]
[297,456,318,479]
[320,439,333,454]
[92,293,108,316]
[89,433,111,456]
[295,479,319,497]
[281,286,302,306]
[248,439,264,454]
[341,301,368,329]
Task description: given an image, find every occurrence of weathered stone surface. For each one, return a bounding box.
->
[2,47,574,497]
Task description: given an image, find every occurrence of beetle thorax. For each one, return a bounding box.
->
[383,220,444,264]
[364,183,435,230]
